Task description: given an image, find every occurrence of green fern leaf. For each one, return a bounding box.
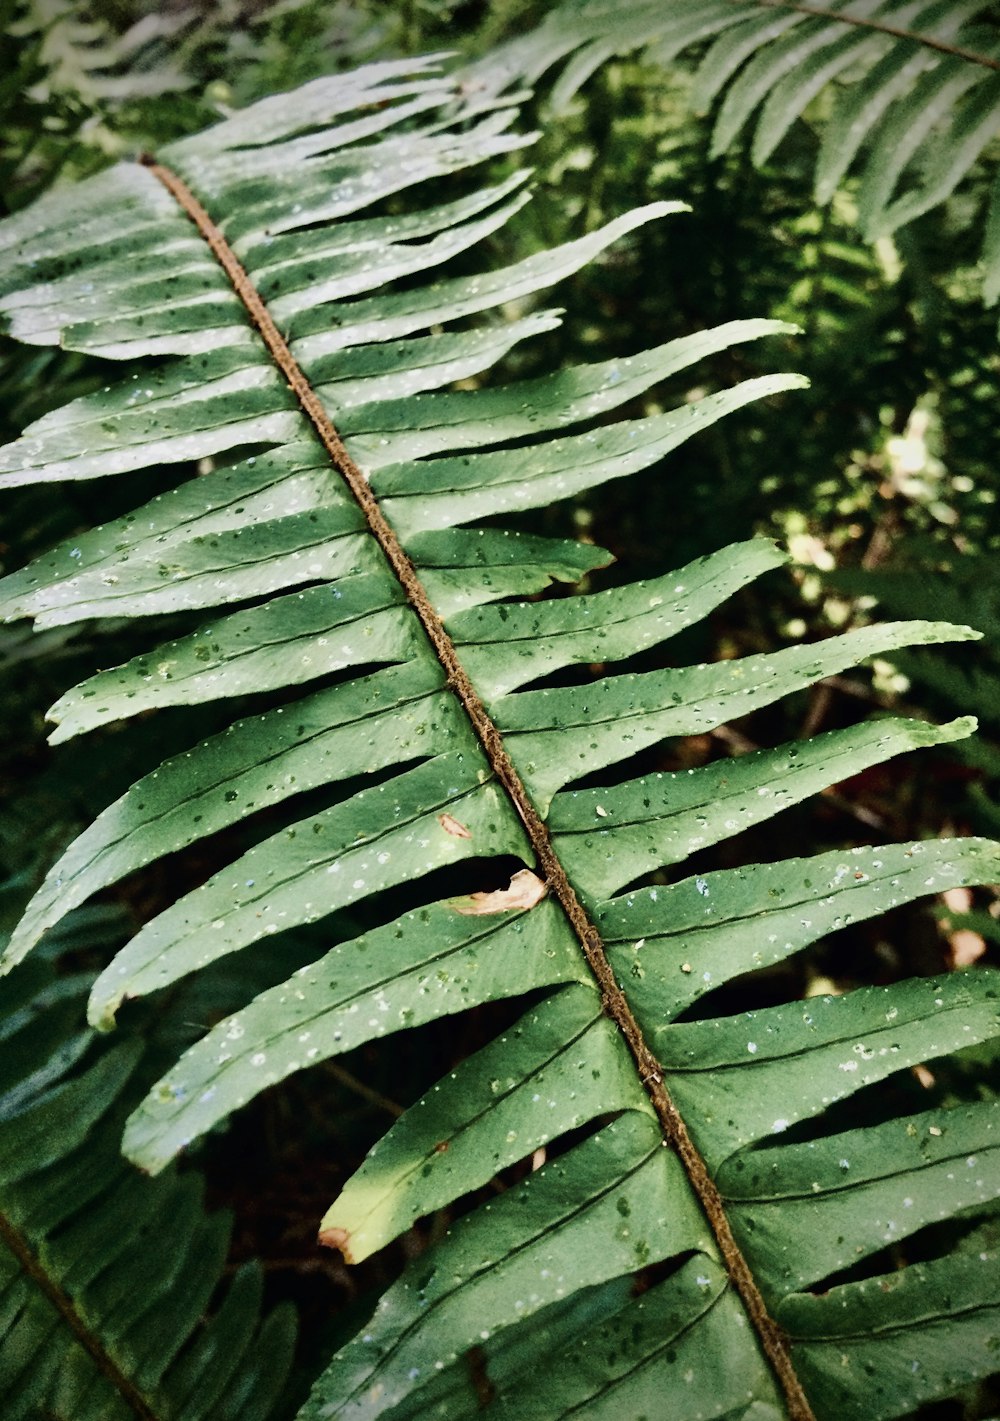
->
[11,0,191,107]
[812,0,970,205]
[489,0,1000,304]
[0,944,294,1421]
[1,55,999,1421]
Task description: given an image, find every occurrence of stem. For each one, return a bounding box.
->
[142,150,817,1421]
[0,1210,161,1421]
[753,0,1000,72]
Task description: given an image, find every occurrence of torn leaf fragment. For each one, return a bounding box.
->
[451,868,547,915]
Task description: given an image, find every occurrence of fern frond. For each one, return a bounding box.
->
[0,938,294,1421]
[11,0,191,106]
[486,0,1000,302]
[1,56,999,1421]
[830,558,1000,838]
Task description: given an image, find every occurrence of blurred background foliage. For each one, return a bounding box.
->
[2,2,999,1413]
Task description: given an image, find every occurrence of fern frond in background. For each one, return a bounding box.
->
[830,557,1000,829]
[1,0,195,200]
[12,0,191,105]
[0,911,295,1421]
[483,0,1000,305]
[477,0,1000,897]
[1,44,999,1421]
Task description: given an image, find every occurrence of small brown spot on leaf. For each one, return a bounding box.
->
[438,812,472,839]
[434,1140,450,1154]
[451,868,547,916]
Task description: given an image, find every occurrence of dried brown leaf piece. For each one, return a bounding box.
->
[438,812,473,839]
[450,868,547,916]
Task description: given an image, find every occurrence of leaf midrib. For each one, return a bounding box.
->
[138,144,816,1421]
[751,0,1000,72]
[0,1208,162,1421]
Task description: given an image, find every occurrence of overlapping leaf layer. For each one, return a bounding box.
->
[0,55,998,1421]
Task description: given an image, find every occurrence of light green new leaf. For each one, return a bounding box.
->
[316,984,635,1263]
[300,1114,713,1421]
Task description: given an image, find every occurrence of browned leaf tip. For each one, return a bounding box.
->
[438,812,473,839]
[318,1225,354,1262]
[450,868,548,916]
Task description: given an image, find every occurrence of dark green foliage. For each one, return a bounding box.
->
[0,920,295,1421]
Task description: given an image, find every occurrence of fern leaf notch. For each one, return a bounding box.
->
[0,59,998,1421]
